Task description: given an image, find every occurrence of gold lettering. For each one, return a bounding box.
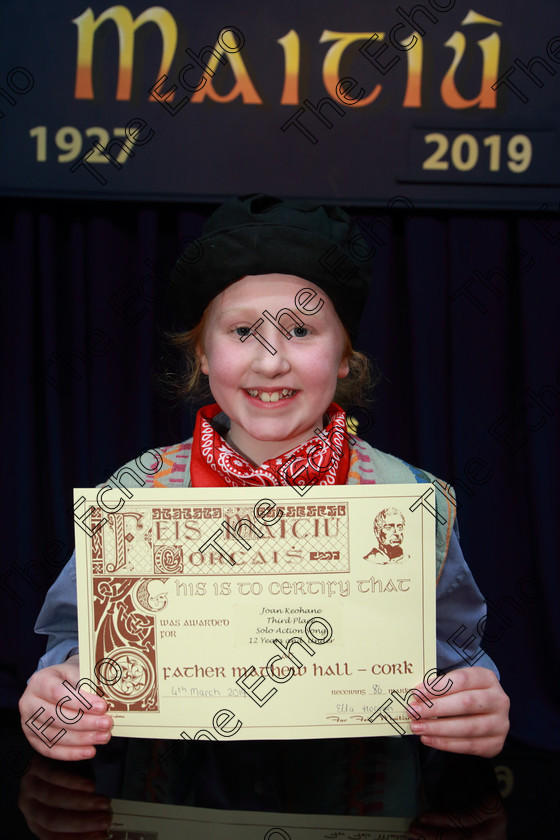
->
[402,32,423,108]
[441,12,503,110]
[191,37,262,103]
[278,30,300,104]
[320,31,382,107]
[73,5,177,100]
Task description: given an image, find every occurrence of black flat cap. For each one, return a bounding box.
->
[168,193,371,342]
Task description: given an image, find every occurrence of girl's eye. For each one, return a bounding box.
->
[291,325,310,338]
[233,326,252,337]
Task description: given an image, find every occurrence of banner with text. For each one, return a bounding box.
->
[1,0,559,208]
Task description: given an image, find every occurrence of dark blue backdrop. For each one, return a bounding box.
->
[1,196,558,749]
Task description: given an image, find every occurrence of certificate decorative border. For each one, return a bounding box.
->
[93,577,159,712]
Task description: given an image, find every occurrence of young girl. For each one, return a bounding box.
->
[19,194,509,762]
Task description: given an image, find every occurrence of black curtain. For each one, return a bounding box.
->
[1,196,558,749]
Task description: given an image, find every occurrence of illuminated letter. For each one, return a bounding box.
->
[106,511,144,571]
[73,6,178,100]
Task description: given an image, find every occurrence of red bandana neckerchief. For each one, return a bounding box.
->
[190,402,350,488]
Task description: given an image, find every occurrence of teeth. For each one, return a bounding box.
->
[247,389,295,402]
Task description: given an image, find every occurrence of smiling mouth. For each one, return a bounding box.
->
[246,388,297,403]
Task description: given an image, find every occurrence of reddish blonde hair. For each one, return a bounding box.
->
[161,302,379,410]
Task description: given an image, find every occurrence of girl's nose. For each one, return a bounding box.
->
[247,322,291,374]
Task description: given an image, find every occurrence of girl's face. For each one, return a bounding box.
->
[198,274,349,462]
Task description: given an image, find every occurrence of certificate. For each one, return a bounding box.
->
[74,484,436,739]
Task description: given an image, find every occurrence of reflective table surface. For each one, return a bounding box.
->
[2,709,558,839]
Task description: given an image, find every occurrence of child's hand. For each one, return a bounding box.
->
[19,655,114,761]
[408,666,510,757]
